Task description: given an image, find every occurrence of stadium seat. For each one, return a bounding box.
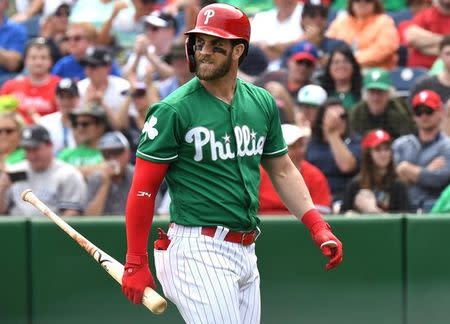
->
[390,67,428,98]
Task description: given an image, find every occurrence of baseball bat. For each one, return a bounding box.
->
[21,189,167,315]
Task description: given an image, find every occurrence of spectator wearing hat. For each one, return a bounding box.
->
[157,39,194,99]
[57,104,108,177]
[38,3,72,63]
[250,0,303,66]
[1,38,61,125]
[350,67,416,139]
[39,78,79,155]
[318,44,363,110]
[259,123,332,215]
[77,46,131,129]
[296,84,328,128]
[306,97,361,204]
[403,0,450,69]
[0,124,87,217]
[96,0,161,48]
[84,131,134,216]
[326,0,399,70]
[393,89,450,212]
[0,0,27,86]
[238,44,269,84]
[410,35,450,107]
[257,41,318,109]
[115,81,159,164]
[51,22,122,81]
[342,129,410,213]
[122,10,178,82]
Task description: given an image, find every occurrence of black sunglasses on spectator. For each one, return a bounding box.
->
[413,105,435,117]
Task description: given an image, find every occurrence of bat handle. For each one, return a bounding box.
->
[143,287,167,314]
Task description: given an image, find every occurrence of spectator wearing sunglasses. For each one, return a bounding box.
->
[115,81,159,164]
[393,89,450,212]
[51,22,122,81]
[122,10,178,82]
[349,68,416,139]
[0,112,25,168]
[57,104,108,178]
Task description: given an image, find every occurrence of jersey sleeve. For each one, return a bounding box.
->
[136,102,182,163]
[262,95,288,158]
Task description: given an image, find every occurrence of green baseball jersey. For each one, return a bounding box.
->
[137,77,287,231]
[58,145,103,167]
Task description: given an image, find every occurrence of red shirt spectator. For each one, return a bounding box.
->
[1,75,60,124]
[406,4,450,68]
[0,37,60,124]
[259,161,332,215]
[259,123,332,215]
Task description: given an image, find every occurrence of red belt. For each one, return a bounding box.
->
[201,226,261,246]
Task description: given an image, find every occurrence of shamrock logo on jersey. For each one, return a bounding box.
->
[143,115,159,140]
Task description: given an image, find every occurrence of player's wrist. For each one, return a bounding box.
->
[301,208,329,234]
[125,252,148,266]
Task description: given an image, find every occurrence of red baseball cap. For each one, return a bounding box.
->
[412,90,442,110]
[361,129,392,150]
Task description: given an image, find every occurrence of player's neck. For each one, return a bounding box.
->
[200,74,237,105]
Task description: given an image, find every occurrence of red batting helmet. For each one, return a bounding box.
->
[184,3,251,72]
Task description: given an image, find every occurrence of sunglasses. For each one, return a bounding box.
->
[131,89,147,98]
[72,120,97,128]
[413,105,435,117]
[295,60,314,68]
[340,112,348,120]
[102,149,125,159]
[0,128,16,135]
[65,35,84,42]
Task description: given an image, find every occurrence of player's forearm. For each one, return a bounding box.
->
[264,156,315,218]
[126,158,168,254]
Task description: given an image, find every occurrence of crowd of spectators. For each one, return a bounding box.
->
[0,0,449,217]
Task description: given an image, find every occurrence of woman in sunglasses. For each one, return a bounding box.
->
[342,129,410,213]
[0,112,25,168]
[393,89,450,212]
[326,0,399,69]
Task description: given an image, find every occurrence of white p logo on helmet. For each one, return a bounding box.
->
[203,9,215,24]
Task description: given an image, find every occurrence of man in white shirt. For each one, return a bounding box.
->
[77,46,130,129]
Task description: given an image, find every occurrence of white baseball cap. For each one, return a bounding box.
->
[282,124,311,146]
[297,84,327,106]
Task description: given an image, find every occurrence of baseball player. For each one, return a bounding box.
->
[121,3,343,323]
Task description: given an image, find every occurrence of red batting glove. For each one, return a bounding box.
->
[122,253,156,304]
[302,209,343,270]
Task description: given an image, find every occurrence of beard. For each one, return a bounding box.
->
[195,53,232,81]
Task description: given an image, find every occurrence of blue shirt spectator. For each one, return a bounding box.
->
[52,54,122,81]
[0,16,27,84]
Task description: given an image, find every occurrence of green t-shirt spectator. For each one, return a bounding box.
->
[58,145,103,167]
[5,148,25,165]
